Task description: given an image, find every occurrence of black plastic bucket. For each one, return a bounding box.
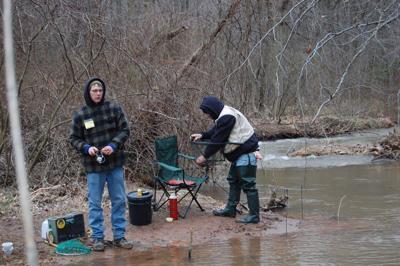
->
[127,191,153,226]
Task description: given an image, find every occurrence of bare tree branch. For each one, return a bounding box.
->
[309,10,400,123]
[176,0,242,81]
[223,0,311,88]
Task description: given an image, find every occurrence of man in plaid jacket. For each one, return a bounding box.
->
[70,77,133,251]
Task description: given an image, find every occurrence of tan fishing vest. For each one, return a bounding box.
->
[216,106,254,153]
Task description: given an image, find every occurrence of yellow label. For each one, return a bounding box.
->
[56,219,66,229]
[84,119,95,129]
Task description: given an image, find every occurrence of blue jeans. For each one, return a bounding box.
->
[235,152,257,167]
[87,167,127,240]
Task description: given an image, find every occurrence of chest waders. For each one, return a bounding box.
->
[213,159,260,223]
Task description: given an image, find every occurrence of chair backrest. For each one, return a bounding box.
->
[155,135,178,167]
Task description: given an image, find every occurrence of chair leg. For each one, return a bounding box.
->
[190,186,205,211]
[154,194,169,211]
[153,179,157,210]
[153,182,171,211]
[179,186,205,219]
[180,191,197,218]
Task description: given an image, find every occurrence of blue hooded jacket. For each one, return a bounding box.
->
[199,96,258,162]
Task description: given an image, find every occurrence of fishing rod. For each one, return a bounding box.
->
[190,139,249,211]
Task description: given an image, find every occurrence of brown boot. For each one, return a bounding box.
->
[90,238,105,252]
[114,237,133,249]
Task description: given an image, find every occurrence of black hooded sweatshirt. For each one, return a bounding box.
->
[83,77,107,107]
[199,96,259,162]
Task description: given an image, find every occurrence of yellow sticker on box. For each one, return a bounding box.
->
[56,219,66,229]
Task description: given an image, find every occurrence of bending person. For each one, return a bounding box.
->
[191,96,262,224]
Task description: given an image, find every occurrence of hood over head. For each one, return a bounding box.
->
[199,96,224,120]
[84,77,106,107]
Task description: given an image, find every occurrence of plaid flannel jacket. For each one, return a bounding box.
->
[69,101,130,173]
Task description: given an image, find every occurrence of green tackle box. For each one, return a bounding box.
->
[47,212,85,244]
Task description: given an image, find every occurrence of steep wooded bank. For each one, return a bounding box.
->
[254,116,394,140]
[1,0,399,187]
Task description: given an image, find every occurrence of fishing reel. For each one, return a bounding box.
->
[95,152,105,164]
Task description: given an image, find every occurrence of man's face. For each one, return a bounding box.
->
[202,112,213,120]
[90,84,103,104]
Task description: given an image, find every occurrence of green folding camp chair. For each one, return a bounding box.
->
[153,135,209,218]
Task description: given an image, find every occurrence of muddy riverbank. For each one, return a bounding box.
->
[0,183,296,265]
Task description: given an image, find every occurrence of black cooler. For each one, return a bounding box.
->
[127,191,153,226]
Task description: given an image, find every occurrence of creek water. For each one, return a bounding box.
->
[90,128,400,265]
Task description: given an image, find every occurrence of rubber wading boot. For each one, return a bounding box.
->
[236,191,260,224]
[213,185,240,218]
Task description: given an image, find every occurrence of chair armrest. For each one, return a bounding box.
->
[178,153,196,160]
[156,161,183,173]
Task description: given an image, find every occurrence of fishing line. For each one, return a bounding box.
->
[301,134,308,221]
